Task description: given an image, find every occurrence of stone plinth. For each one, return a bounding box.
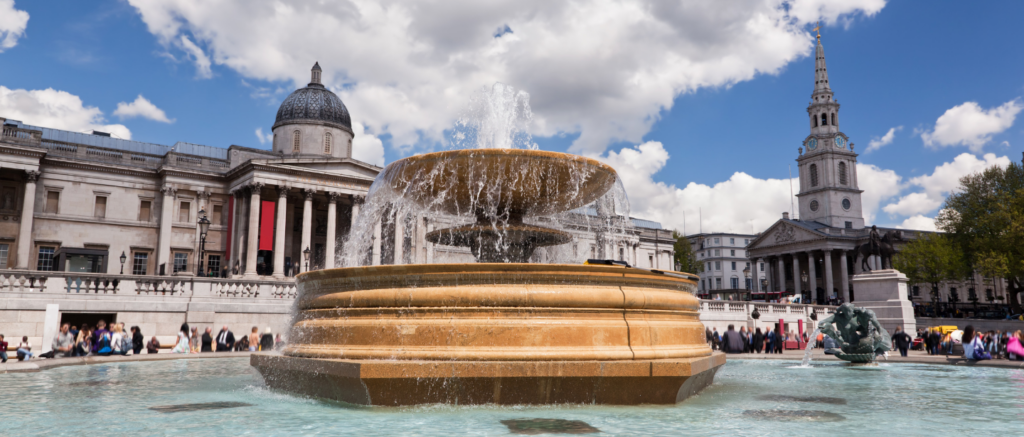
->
[851,269,916,335]
[252,353,724,406]
[251,263,724,405]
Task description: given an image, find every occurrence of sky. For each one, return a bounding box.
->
[0,0,1021,236]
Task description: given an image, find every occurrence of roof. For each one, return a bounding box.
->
[273,85,352,132]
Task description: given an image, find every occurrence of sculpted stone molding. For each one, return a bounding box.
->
[774,224,796,243]
[249,182,265,193]
[303,188,316,200]
[197,190,211,201]
[277,185,290,198]
[161,185,177,197]
[350,194,365,204]
[327,192,340,203]
[25,170,40,182]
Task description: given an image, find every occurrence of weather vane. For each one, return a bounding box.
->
[812,21,821,40]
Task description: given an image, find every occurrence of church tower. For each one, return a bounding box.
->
[796,29,864,229]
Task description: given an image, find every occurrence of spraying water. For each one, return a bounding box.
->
[800,328,821,367]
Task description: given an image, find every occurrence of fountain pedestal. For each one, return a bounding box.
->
[850,269,916,335]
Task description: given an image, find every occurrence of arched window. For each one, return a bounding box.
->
[839,162,848,185]
[293,130,301,152]
[821,113,827,127]
[831,112,836,126]
[809,164,819,187]
[812,114,817,127]
[324,132,332,154]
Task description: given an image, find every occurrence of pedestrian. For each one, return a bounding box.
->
[216,326,235,352]
[721,325,744,354]
[929,329,942,355]
[190,327,200,353]
[705,327,713,348]
[712,328,721,351]
[172,323,191,353]
[753,328,764,353]
[891,326,912,357]
[111,324,128,356]
[234,335,249,352]
[765,328,774,354]
[131,326,144,355]
[963,325,991,360]
[274,334,285,350]
[248,327,259,352]
[0,334,7,363]
[51,323,75,358]
[739,327,749,353]
[1008,331,1024,361]
[259,328,274,351]
[147,336,160,354]
[201,327,214,352]
[16,336,33,361]
[93,320,109,352]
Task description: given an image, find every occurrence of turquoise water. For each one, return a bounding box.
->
[5,358,1023,436]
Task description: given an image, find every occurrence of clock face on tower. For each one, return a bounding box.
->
[807,138,818,150]
[834,136,846,148]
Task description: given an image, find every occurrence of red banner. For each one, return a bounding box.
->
[259,200,276,251]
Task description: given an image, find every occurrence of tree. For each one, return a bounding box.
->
[673,231,700,274]
[893,233,967,313]
[937,161,1024,313]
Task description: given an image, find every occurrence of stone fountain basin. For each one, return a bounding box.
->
[252,264,724,406]
[380,149,617,217]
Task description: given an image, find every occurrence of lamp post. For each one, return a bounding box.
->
[800,270,809,304]
[743,266,751,301]
[119,251,127,275]
[303,246,311,273]
[197,208,211,276]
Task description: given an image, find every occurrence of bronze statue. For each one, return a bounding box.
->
[817,303,890,363]
[855,229,903,271]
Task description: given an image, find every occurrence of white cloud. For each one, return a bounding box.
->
[0,85,131,139]
[882,192,940,216]
[921,100,1022,152]
[113,95,174,123]
[351,121,385,167]
[254,127,272,145]
[880,152,1010,222]
[126,0,885,156]
[865,125,901,153]
[896,214,936,232]
[856,163,902,224]
[0,0,29,52]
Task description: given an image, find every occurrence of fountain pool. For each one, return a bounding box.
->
[6,357,1023,435]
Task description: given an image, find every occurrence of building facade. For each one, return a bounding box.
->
[687,233,767,300]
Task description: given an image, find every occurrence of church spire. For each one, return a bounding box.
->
[813,24,831,94]
[310,62,322,86]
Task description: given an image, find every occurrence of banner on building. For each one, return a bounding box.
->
[259,200,276,251]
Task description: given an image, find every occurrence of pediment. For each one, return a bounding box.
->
[261,158,381,181]
[748,220,825,250]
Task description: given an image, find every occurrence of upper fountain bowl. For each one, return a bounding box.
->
[380,149,617,218]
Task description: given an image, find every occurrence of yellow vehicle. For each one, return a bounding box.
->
[935,325,958,335]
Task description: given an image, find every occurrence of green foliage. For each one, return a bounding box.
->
[936,161,1024,311]
[672,231,700,274]
[893,233,967,302]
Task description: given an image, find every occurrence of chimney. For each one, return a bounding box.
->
[782,212,790,220]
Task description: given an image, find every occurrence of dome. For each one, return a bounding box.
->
[273,82,352,132]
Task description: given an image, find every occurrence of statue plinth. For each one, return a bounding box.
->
[850,269,916,335]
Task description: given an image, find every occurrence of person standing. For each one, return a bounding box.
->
[131,327,144,355]
[891,326,912,357]
[201,327,214,352]
[721,325,744,354]
[711,328,721,351]
[753,328,764,353]
[705,327,713,348]
[259,328,274,351]
[929,329,942,355]
[190,327,200,353]
[739,327,749,353]
[248,327,259,352]
[0,334,8,363]
[92,320,109,352]
[765,328,774,354]
[172,323,191,353]
[215,326,235,352]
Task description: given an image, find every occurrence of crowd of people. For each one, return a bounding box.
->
[919,326,1024,361]
[706,325,807,354]
[1,320,285,362]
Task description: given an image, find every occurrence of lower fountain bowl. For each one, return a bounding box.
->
[252,263,724,405]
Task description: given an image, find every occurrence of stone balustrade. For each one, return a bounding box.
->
[698,299,837,332]
[1,125,42,146]
[0,270,296,299]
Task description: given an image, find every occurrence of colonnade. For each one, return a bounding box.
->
[750,248,884,304]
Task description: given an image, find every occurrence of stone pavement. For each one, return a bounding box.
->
[0,351,254,373]
[727,348,1024,369]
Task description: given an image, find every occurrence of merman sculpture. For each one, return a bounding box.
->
[817,303,891,363]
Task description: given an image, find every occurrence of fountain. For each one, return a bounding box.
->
[251,84,724,406]
[816,303,891,364]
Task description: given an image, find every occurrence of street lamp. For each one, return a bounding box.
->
[800,269,809,303]
[197,208,211,276]
[743,266,751,301]
[119,251,127,275]
[303,246,311,272]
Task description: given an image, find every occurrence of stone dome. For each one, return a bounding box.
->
[273,74,352,133]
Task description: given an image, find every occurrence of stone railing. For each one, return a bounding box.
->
[40,140,164,169]
[699,299,836,319]
[0,270,297,299]
[1,125,42,146]
[165,152,231,172]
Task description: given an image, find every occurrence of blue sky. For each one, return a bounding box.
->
[0,0,1021,234]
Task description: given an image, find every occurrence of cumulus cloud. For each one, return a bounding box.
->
[921,100,1022,152]
[880,152,1010,223]
[896,214,936,232]
[254,127,272,145]
[0,0,29,52]
[882,192,940,216]
[0,85,131,139]
[351,121,385,167]
[865,125,901,153]
[856,163,902,224]
[113,95,174,123]
[126,0,886,156]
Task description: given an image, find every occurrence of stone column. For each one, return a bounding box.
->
[300,189,314,272]
[243,182,263,278]
[824,250,834,301]
[325,192,339,269]
[426,220,434,263]
[777,257,785,292]
[792,254,802,298]
[195,190,210,271]
[349,195,361,231]
[272,186,288,278]
[840,250,850,303]
[230,190,243,273]
[807,251,817,303]
[15,170,39,269]
[157,185,176,274]
[751,258,760,292]
[394,212,405,265]
[372,219,382,265]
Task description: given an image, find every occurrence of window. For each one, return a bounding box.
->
[838,162,848,185]
[45,191,60,214]
[729,238,735,245]
[810,200,819,211]
[650,255,655,268]
[842,198,851,210]
[845,221,853,229]
[715,278,722,289]
[132,252,148,275]
[37,246,56,271]
[715,261,721,270]
[744,239,749,245]
[715,249,720,256]
[760,262,764,271]
[324,132,332,154]
[731,278,739,289]
[173,253,188,273]
[812,114,817,127]
[704,263,709,272]
[821,113,827,126]
[94,196,107,218]
[590,246,596,258]
[139,200,152,222]
[731,261,736,270]
[831,113,836,126]
[730,250,735,256]
[293,130,301,152]
[207,255,221,276]
[746,278,752,290]
[912,286,919,297]
[212,204,223,225]
[0,243,8,267]
[618,247,624,261]
[178,201,191,223]
[809,164,819,187]
[714,238,720,244]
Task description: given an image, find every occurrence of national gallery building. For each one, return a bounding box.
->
[0,64,676,344]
